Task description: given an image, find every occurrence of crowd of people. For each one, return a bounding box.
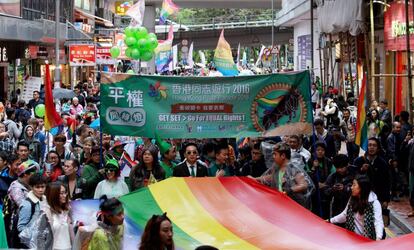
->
[0,75,413,249]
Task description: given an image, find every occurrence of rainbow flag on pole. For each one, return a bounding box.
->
[355,73,368,151]
[44,64,62,131]
[72,177,414,249]
[159,0,179,24]
[213,30,239,76]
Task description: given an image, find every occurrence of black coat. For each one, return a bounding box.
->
[354,155,391,203]
[173,161,208,177]
[240,159,267,177]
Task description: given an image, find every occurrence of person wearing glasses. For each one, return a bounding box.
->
[44,181,73,250]
[94,159,128,199]
[173,143,208,177]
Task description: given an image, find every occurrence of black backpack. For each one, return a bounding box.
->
[2,191,35,248]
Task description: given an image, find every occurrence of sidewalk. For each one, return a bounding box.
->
[388,197,414,234]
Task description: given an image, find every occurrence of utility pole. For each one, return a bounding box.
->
[310,0,314,74]
[369,0,375,101]
[55,0,60,88]
[271,0,275,71]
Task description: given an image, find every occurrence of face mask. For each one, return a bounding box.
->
[136,137,143,146]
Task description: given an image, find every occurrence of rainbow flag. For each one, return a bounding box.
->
[72,177,414,249]
[355,73,368,151]
[44,64,63,130]
[67,118,77,139]
[159,0,179,24]
[213,30,239,76]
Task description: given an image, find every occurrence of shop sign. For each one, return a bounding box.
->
[96,47,116,65]
[384,0,414,51]
[95,36,114,46]
[0,46,7,62]
[69,44,96,66]
[115,1,133,16]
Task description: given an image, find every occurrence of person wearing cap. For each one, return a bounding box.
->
[108,139,127,161]
[7,160,39,208]
[81,146,104,199]
[94,159,129,199]
[156,133,177,178]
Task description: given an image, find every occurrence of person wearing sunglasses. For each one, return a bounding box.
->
[173,143,208,177]
[94,158,129,199]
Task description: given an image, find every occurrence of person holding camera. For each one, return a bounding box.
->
[324,154,356,219]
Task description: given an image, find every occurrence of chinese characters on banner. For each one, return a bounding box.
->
[69,44,96,66]
[100,72,313,138]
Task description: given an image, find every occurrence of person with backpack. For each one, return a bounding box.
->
[17,173,53,249]
[4,160,39,248]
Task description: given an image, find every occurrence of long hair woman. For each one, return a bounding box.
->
[45,181,73,250]
[129,145,165,191]
[329,175,384,240]
[139,213,174,250]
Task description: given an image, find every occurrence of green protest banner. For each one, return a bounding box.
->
[100,71,313,138]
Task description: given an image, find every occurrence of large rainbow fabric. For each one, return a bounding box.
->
[72,177,414,249]
[44,64,63,130]
[159,0,179,24]
[355,73,368,151]
[213,30,239,76]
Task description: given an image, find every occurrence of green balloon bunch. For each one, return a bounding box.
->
[121,26,158,61]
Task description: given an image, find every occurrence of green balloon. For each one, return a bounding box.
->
[137,38,147,50]
[130,48,141,60]
[126,69,134,74]
[125,47,132,58]
[35,104,45,118]
[148,37,159,50]
[124,36,137,47]
[148,33,157,40]
[141,50,154,61]
[124,27,134,37]
[135,27,148,40]
[110,46,121,58]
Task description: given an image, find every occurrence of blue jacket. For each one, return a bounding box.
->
[17,191,46,233]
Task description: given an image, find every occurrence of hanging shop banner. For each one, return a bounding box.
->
[0,0,20,17]
[100,71,313,138]
[384,0,414,51]
[69,44,96,66]
[96,47,116,65]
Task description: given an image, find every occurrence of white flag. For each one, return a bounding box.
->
[172,44,178,70]
[199,50,206,65]
[126,0,145,27]
[255,45,265,67]
[187,42,194,68]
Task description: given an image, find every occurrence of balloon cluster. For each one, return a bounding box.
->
[110,27,158,62]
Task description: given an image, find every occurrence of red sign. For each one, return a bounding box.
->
[171,103,233,113]
[96,47,115,65]
[384,0,414,51]
[69,44,96,66]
